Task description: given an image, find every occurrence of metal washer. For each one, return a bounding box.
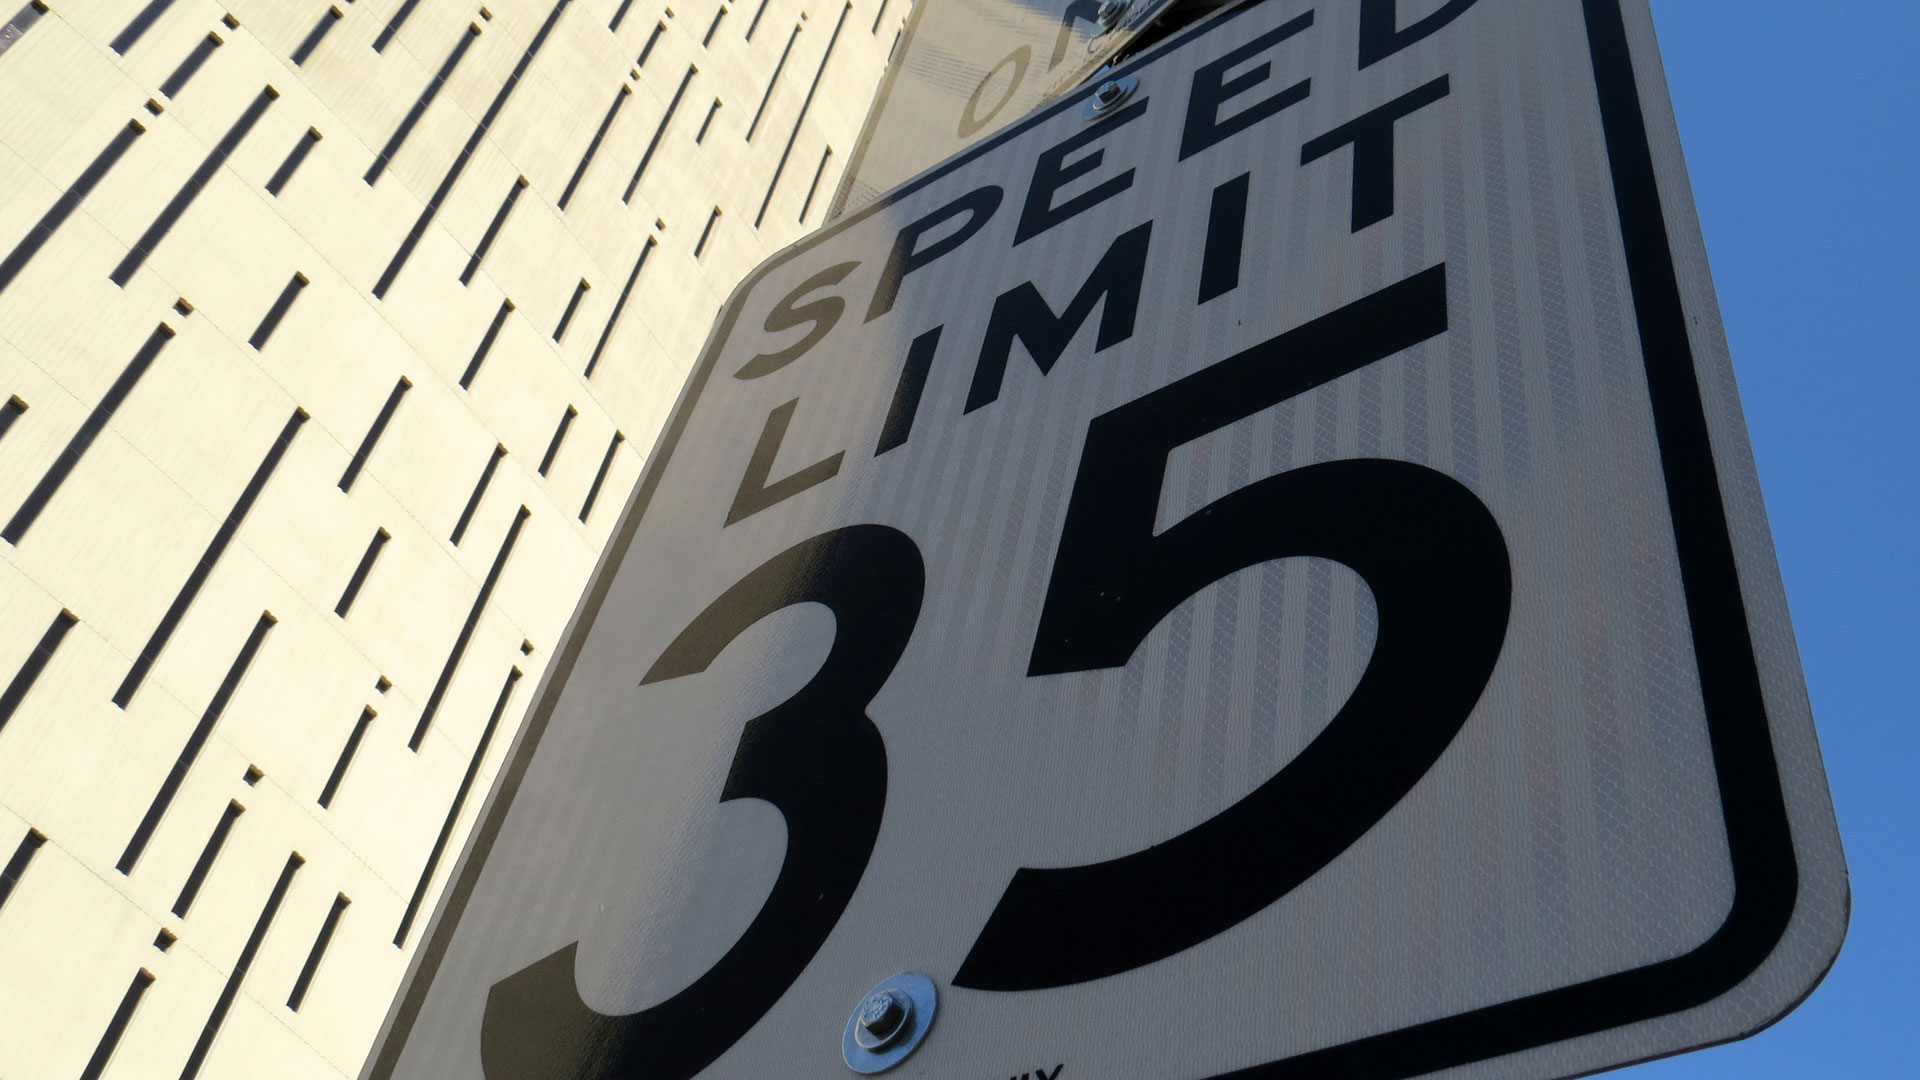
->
[842,974,938,1074]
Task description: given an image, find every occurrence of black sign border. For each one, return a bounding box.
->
[365,1,1812,1077]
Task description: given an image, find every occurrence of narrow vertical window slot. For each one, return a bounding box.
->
[624,65,697,202]
[869,0,888,33]
[110,0,177,53]
[694,206,721,257]
[0,2,47,62]
[288,892,351,1010]
[409,507,529,749]
[0,827,46,911]
[450,445,505,544]
[178,853,303,1080]
[756,2,849,228]
[112,87,277,286]
[553,280,591,343]
[118,612,275,872]
[334,528,390,616]
[0,395,24,441]
[559,87,630,211]
[0,609,77,734]
[249,272,309,349]
[744,0,770,39]
[372,0,421,52]
[695,98,721,143]
[701,4,726,45]
[158,31,222,98]
[5,324,174,544]
[461,300,514,387]
[538,407,577,475]
[586,237,655,378]
[266,128,323,196]
[609,0,635,30]
[171,800,243,917]
[113,409,304,709]
[396,666,520,945]
[318,707,374,807]
[637,19,666,66]
[371,0,571,299]
[78,969,155,1080]
[746,24,799,141]
[462,178,527,284]
[291,6,343,65]
[579,431,625,522]
[365,23,481,186]
[799,144,832,222]
[338,376,412,492]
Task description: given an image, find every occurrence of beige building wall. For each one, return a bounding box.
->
[0,0,899,1074]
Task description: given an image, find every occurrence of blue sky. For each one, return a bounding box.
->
[1623,3,1918,1076]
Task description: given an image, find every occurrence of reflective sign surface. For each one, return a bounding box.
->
[367,2,1847,1077]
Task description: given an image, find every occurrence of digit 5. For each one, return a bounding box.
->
[955,265,1513,990]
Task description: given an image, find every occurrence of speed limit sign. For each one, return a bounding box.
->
[366,1,1847,1078]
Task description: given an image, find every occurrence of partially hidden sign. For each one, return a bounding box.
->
[828,0,1187,218]
[367,1,1847,1078]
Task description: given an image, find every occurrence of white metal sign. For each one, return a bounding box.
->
[367,1,1847,1078]
[829,0,1187,218]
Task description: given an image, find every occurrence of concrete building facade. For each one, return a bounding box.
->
[0,0,897,1074]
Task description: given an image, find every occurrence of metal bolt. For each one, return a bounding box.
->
[853,988,912,1049]
[1084,75,1138,121]
[1095,0,1128,30]
[843,974,938,1074]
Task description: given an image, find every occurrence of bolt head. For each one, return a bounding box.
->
[1096,0,1127,28]
[1084,76,1137,121]
[854,988,912,1049]
[843,974,937,1073]
[859,991,902,1032]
